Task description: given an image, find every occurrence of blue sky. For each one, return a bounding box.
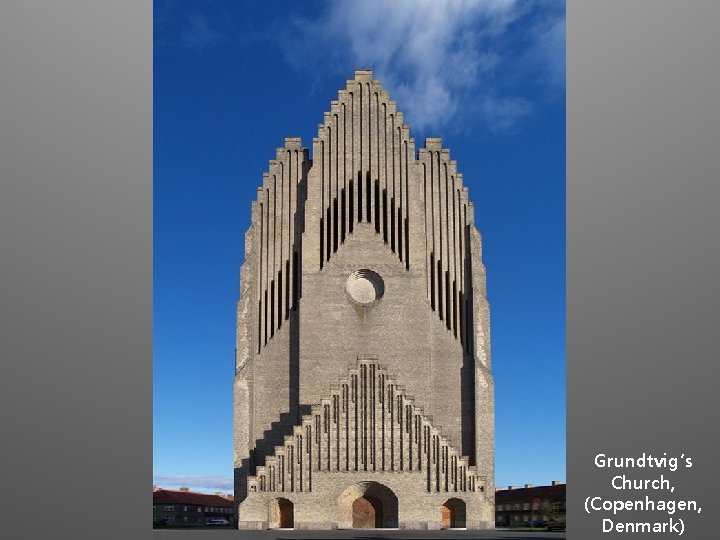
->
[154,0,565,494]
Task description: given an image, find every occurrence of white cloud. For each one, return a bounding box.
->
[282,0,564,133]
[153,474,233,493]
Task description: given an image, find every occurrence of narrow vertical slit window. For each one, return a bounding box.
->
[452,281,458,337]
[466,293,473,354]
[445,270,451,330]
[437,260,443,320]
[397,208,403,261]
[277,270,283,330]
[430,253,436,310]
[270,280,275,337]
[382,189,388,243]
[326,207,331,261]
[285,260,290,319]
[349,180,354,232]
[366,172,371,223]
[264,290,268,345]
[390,197,396,250]
[333,197,338,252]
[257,301,262,353]
[374,180,380,233]
[319,218,324,269]
[292,251,298,309]
[357,171,363,222]
[341,188,346,242]
[459,291,465,347]
[405,218,410,270]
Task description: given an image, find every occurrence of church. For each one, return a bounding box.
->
[233,69,494,530]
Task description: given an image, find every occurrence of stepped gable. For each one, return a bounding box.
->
[245,70,481,354]
[312,69,415,271]
[247,357,483,495]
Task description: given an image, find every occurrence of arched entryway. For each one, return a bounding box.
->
[338,482,398,528]
[441,498,466,528]
[270,497,294,529]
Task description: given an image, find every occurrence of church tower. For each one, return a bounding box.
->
[234,70,494,530]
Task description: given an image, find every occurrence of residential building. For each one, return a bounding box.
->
[495,481,566,527]
[153,488,235,527]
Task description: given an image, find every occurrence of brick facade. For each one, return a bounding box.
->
[234,70,494,530]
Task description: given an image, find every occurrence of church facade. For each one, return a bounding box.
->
[233,70,494,530]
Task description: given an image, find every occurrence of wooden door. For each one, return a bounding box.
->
[352,496,382,528]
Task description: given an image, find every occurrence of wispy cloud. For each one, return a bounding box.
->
[481,96,534,133]
[529,14,566,91]
[279,0,564,133]
[154,0,238,51]
[181,13,224,50]
[153,474,233,493]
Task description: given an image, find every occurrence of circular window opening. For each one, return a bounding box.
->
[346,269,384,307]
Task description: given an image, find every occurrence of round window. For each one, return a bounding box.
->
[345,269,384,306]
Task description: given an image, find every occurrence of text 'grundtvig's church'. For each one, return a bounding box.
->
[234,70,494,530]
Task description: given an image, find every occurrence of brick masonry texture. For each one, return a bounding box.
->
[233,70,494,530]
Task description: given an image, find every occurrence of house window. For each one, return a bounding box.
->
[523,502,530,510]
[164,505,175,511]
[152,505,156,511]
[183,506,188,512]
[166,517,175,523]
[197,507,202,512]
[183,516,188,523]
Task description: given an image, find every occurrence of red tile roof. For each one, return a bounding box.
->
[153,489,234,507]
[495,483,566,504]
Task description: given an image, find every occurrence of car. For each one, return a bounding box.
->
[545,519,566,531]
[207,518,230,526]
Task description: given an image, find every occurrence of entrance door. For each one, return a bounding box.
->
[277,498,293,528]
[441,503,452,528]
[441,498,466,528]
[352,495,383,528]
[339,481,398,529]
